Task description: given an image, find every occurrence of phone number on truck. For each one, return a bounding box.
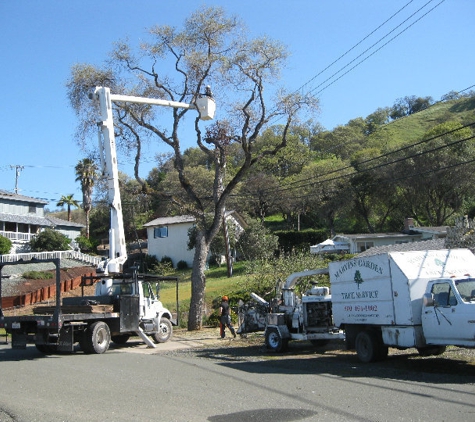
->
[344,304,378,312]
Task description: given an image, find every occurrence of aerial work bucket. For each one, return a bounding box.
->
[195,96,216,120]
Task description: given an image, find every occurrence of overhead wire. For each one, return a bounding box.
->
[307,0,446,97]
[232,120,475,201]
[259,120,475,195]
[265,0,444,128]
[5,0,453,202]
[295,0,417,94]
[314,83,475,158]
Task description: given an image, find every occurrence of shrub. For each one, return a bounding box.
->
[161,256,173,267]
[138,254,173,275]
[75,235,98,252]
[22,271,53,280]
[30,229,71,252]
[237,250,329,299]
[176,260,188,270]
[236,219,279,261]
[274,228,328,254]
[139,254,159,272]
[0,235,12,255]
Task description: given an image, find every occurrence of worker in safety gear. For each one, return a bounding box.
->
[219,295,236,339]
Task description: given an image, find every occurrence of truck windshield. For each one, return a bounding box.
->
[454,279,475,302]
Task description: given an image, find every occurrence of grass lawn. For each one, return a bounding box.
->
[158,262,249,325]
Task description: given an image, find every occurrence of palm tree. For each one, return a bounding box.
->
[57,194,80,222]
[75,158,98,238]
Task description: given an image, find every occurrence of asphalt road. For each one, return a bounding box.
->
[0,335,474,422]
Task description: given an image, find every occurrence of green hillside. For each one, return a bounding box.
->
[368,96,475,151]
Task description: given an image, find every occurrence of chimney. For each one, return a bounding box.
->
[404,218,414,233]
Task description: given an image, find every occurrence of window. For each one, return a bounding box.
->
[431,283,457,307]
[454,279,475,302]
[154,226,168,238]
[357,241,374,252]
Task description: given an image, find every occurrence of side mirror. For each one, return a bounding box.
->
[423,293,434,307]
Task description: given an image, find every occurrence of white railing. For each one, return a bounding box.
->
[0,230,35,242]
[0,250,103,267]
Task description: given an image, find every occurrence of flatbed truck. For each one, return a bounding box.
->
[0,258,176,353]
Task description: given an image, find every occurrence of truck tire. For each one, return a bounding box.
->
[83,321,111,354]
[111,334,130,345]
[265,328,288,352]
[355,330,382,363]
[153,318,173,343]
[417,346,446,357]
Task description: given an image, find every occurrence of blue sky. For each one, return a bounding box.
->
[1,0,473,207]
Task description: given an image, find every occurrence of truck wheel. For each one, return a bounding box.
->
[83,321,111,354]
[355,330,380,363]
[111,334,130,345]
[417,346,446,357]
[265,328,288,352]
[153,318,173,343]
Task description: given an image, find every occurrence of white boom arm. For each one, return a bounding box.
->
[91,86,215,279]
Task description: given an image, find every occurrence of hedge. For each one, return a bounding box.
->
[274,228,329,253]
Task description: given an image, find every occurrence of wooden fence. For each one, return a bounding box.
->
[1,272,95,311]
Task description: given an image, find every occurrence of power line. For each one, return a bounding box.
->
[309,83,475,159]
[267,0,445,126]
[308,0,446,97]
[295,0,417,94]
[249,121,475,196]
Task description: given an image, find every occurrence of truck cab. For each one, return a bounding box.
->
[330,249,475,362]
[422,277,475,346]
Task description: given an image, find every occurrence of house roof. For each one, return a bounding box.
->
[0,189,49,205]
[0,212,53,227]
[143,215,196,227]
[225,210,248,229]
[47,216,85,228]
[144,210,247,229]
[334,233,421,241]
[412,226,448,236]
[356,238,446,257]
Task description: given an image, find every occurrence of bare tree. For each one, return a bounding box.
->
[66,6,319,330]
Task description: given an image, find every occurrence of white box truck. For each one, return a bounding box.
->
[330,249,475,362]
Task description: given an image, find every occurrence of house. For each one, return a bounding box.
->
[144,211,246,268]
[311,218,447,255]
[46,215,85,243]
[144,215,196,267]
[0,189,84,253]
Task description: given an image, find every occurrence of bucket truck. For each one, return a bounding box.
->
[0,86,215,354]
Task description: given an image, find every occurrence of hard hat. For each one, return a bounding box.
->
[222,295,228,301]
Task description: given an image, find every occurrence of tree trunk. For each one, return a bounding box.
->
[85,210,90,238]
[187,233,210,331]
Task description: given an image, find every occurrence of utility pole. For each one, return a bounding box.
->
[10,165,24,194]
